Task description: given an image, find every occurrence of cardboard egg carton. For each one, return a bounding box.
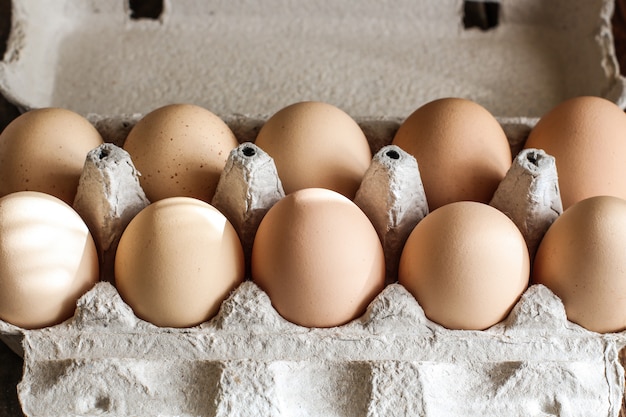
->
[0,116,625,417]
[2,0,626,415]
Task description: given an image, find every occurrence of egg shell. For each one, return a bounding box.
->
[122,103,239,203]
[253,101,372,199]
[0,107,104,205]
[251,188,386,328]
[391,98,512,211]
[114,197,245,328]
[523,96,626,209]
[398,201,530,330]
[0,191,99,329]
[532,195,626,333]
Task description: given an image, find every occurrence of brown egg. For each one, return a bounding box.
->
[251,188,385,328]
[0,107,104,205]
[532,195,626,333]
[398,201,529,330]
[254,101,372,199]
[0,191,99,329]
[392,98,512,211]
[524,96,626,209]
[114,197,245,328]
[123,103,239,203]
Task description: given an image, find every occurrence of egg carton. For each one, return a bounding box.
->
[2,0,626,415]
[0,115,626,417]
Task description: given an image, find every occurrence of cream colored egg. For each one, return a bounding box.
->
[114,197,245,328]
[0,108,104,205]
[392,98,512,211]
[254,101,372,199]
[251,188,385,328]
[398,201,529,330]
[532,195,626,333]
[0,191,99,329]
[524,96,626,209]
[123,103,239,203]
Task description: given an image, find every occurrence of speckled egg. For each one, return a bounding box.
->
[123,103,239,203]
[0,107,104,205]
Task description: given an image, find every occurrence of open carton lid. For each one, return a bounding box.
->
[1,0,625,119]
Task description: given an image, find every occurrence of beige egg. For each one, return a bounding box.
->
[251,188,385,328]
[254,101,372,199]
[532,195,626,333]
[524,96,626,209]
[0,107,104,205]
[0,191,99,329]
[392,98,512,211]
[114,197,245,328]
[123,103,239,203]
[398,201,529,330]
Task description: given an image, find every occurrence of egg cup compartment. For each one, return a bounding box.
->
[0,114,626,416]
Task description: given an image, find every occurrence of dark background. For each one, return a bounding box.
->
[2,1,626,415]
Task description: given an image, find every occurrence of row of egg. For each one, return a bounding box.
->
[0,96,625,334]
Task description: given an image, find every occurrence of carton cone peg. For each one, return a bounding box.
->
[354,145,428,283]
[73,143,150,283]
[490,148,563,261]
[212,142,285,275]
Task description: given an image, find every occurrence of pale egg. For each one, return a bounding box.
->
[254,101,372,199]
[251,188,385,328]
[0,191,99,329]
[392,98,512,211]
[123,103,239,203]
[0,108,104,205]
[532,195,626,333]
[114,197,245,328]
[398,201,529,330]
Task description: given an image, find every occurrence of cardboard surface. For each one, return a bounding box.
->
[11,279,626,417]
[1,0,625,118]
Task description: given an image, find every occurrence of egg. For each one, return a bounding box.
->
[0,107,104,205]
[254,101,372,199]
[523,96,626,209]
[251,188,385,328]
[398,201,529,330]
[123,103,239,203]
[391,98,512,211]
[532,195,626,333]
[114,197,245,328]
[0,191,99,329]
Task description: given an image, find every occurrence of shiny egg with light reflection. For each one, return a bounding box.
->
[114,196,245,328]
[0,191,99,329]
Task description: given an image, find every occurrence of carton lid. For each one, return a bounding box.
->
[1,0,625,119]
